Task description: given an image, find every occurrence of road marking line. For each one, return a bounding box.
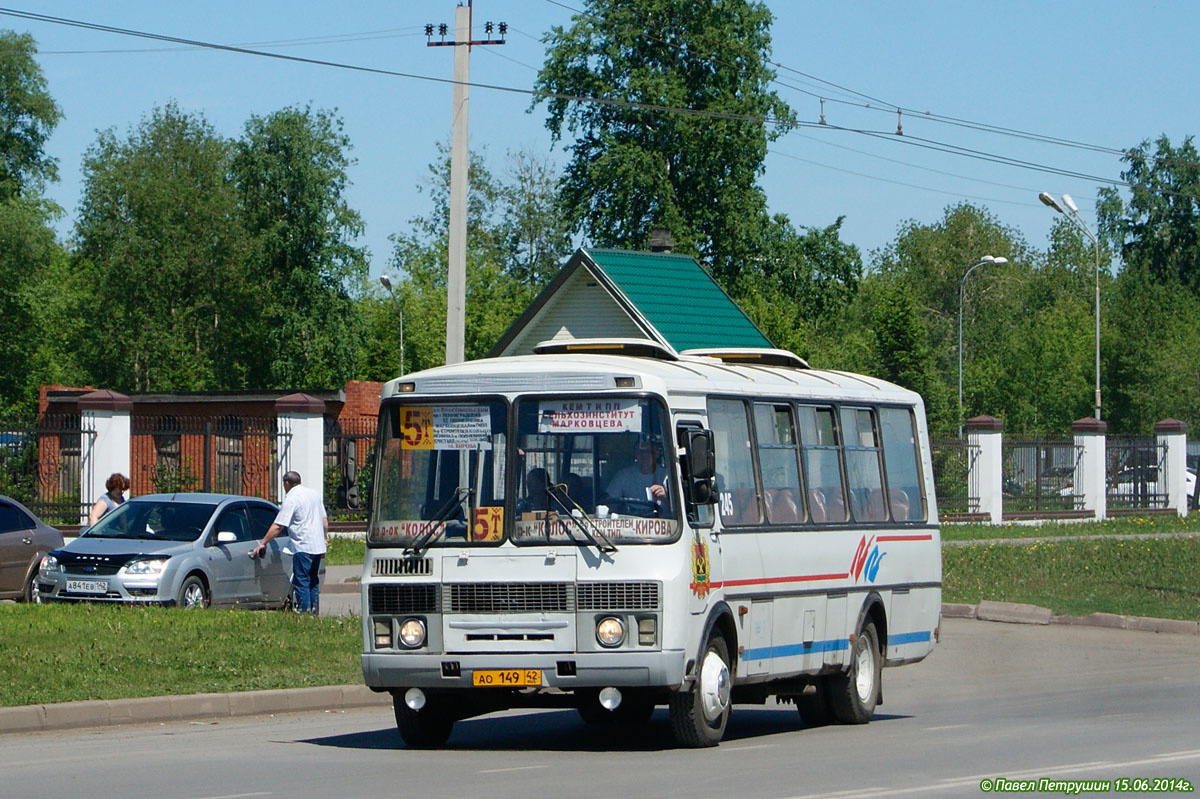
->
[923,724,969,731]
[194,793,272,799]
[723,743,778,752]
[478,765,549,774]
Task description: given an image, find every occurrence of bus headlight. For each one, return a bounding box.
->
[398,618,427,649]
[596,616,625,647]
[374,620,392,648]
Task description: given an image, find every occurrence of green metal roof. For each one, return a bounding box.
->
[584,249,773,351]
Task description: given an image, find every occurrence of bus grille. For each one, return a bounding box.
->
[577,581,661,611]
[369,584,440,614]
[446,582,573,613]
[373,557,433,576]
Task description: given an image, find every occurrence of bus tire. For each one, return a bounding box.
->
[796,680,833,727]
[827,621,881,724]
[394,694,455,748]
[669,635,732,747]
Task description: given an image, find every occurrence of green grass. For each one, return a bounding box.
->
[940,513,1200,541]
[943,536,1200,621]
[326,536,365,566]
[0,603,362,707]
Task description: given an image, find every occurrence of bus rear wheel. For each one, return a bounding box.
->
[669,635,731,747]
[393,693,455,748]
[827,621,881,724]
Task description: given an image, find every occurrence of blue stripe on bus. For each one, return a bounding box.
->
[740,630,932,661]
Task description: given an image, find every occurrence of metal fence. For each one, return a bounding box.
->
[0,413,94,524]
[324,417,377,521]
[130,415,287,503]
[1002,438,1081,513]
[1106,437,1168,511]
[930,437,978,516]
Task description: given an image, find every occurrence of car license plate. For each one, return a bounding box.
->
[66,579,108,595]
[471,669,542,687]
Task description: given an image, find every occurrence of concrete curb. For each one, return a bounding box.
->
[953,601,1200,636]
[0,684,390,735]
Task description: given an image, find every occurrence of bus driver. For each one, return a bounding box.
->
[604,435,668,514]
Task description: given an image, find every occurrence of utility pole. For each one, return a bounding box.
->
[426,4,505,365]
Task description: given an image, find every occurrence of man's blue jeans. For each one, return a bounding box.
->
[292,551,324,614]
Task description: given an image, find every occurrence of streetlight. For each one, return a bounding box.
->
[1039,191,1101,420]
[379,275,405,377]
[958,255,1008,437]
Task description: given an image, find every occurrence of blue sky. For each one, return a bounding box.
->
[5,1,1198,280]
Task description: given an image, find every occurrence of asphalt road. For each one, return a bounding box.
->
[5,618,1199,799]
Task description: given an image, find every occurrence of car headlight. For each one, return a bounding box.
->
[596,616,625,647]
[123,558,169,576]
[40,555,60,573]
[398,618,427,649]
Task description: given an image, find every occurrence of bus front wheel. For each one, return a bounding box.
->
[393,693,455,748]
[669,635,732,747]
[827,621,881,724]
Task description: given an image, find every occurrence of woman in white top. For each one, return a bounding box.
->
[88,472,130,526]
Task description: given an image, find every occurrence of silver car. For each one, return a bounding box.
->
[37,493,299,609]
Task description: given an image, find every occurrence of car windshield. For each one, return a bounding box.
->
[84,501,215,542]
[512,396,678,545]
[369,400,508,547]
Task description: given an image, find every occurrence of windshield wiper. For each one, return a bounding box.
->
[406,487,473,557]
[544,483,617,555]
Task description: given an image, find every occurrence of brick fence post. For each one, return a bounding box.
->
[275,393,326,504]
[967,415,1004,524]
[1072,417,1107,521]
[1155,418,1188,517]
[78,390,132,524]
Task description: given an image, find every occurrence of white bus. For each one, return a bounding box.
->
[361,340,941,748]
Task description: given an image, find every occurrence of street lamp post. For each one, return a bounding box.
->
[379,275,405,377]
[958,255,1008,438]
[1039,191,1101,420]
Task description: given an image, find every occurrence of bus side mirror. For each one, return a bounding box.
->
[684,429,717,506]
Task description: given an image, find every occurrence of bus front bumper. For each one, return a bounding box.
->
[362,649,688,691]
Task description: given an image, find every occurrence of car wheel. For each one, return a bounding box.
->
[177,574,210,609]
[827,621,882,724]
[393,693,455,748]
[23,567,42,604]
[668,635,732,747]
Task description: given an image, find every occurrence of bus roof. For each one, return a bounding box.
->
[382,346,922,407]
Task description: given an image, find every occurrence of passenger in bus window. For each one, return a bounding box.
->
[604,435,668,515]
[517,467,551,514]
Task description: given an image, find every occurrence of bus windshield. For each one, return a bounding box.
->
[369,400,508,547]
[512,396,679,545]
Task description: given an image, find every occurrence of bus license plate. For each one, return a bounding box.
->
[472,669,542,687]
[66,579,108,594]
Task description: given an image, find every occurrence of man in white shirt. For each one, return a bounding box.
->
[253,470,328,613]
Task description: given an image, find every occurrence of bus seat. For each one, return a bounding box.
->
[766,488,800,524]
[864,489,888,522]
[823,489,847,522]
[889,488,911,520]
[808,488,827,523]
[731,488,761,525]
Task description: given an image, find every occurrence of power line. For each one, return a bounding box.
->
[1,5,1187,198]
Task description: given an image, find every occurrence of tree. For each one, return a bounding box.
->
[73,103,248,393]
[1098,135,1200,292]
[0,31,61,201]
[232,106,368,390]
[501,149,572,290]
[534,0,794,281]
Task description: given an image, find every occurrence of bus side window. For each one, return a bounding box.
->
[754,403,804,526]
[879,407,926,521]
[708,398,761,527]
[797,405,847,523]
